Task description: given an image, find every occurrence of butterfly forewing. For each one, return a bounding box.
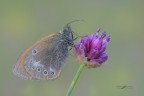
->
[13,32,70,80]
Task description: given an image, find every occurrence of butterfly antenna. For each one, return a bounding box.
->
[67,19,85,38]
[67,19,84,25]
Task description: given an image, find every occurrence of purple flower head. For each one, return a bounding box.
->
[74,28,110,68]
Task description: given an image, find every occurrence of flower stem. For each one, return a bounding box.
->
[66,64,85,96]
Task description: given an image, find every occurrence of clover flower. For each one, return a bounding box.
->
[74,28,110,68]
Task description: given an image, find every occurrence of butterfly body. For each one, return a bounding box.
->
[13,25,73,80]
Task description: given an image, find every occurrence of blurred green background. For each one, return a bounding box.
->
[0,0,144,96]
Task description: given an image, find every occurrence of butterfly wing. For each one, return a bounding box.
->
[13,32,69,80]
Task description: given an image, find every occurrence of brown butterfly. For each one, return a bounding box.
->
[13,24,75,80]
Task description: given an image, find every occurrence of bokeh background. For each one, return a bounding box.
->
[0,0,144,96]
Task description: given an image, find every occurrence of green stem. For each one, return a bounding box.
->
[66,64,85,96]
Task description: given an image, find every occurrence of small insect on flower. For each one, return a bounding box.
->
[73,28,110,68]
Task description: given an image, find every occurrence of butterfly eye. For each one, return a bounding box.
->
[32,49,37,55]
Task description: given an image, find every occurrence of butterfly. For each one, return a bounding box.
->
[13,24,75,80]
